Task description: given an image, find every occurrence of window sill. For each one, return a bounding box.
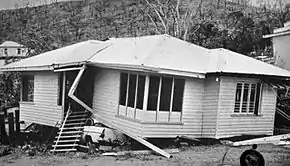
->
[231,114,263,117]
[116,115,184,125]
[115,115,142,123]
[19,101,35,105]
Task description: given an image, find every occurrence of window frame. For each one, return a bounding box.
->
[118,72,146,118]
[234,81,262,115]
[147,76,185,113]
[21,75,35,102]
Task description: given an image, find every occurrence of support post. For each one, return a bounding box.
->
[8,113,14,140]
[0,111,8,144]
[15,109,20,133]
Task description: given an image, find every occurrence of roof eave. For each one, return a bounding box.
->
[0,61,87,72]
[87,62,205,78]
[206,72,290,80]
[263,31,290,38]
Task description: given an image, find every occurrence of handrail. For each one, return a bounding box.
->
[52,105,71,153]
[276,107,290,121]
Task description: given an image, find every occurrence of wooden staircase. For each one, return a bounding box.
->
[50,109,91,153]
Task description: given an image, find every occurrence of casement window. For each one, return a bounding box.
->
[147,76,185,112]
[234,82,262,115]
[119,73,146,110]
[22,75,34,102]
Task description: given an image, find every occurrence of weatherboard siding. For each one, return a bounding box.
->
[92,68,142,136]
[20,72,62,127]
[215,76,276,138]
[142,77,204,138]
[201,77,220,138]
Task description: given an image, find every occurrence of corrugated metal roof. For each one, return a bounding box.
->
[87,35,211,77]
[2,34,290,78]
[207,48,290,77]
[1,40,110,71]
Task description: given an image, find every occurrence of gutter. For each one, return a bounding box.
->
[68,65,171,158]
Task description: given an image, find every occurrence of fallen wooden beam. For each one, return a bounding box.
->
[233,134,290,146]
[68,65,171,158]
[102,148,179,156]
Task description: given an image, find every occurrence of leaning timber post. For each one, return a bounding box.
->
[0,111,8,144]
[8,113,14,140]
[15,109,20,133]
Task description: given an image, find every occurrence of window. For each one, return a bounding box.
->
[234,82,262,115]
[17,48,21,55]
[4,48,8,55]
[119,73,146,110]
[148,76,185,112]
[58,72,64,106]
[22,75,34,102]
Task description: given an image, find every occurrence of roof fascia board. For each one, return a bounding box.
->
[0,61,87,72]
[263,31,290,38]
[0,65,53,72]
[88,62,205,79]
[206,72,290,80]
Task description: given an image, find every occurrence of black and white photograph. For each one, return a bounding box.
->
[0,0,289,165]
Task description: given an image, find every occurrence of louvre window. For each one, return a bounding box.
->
[234,82,262,115]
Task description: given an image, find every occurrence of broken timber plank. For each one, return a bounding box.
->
[102,148,179,157]
[233,134,290,146]
[68,65,172,158]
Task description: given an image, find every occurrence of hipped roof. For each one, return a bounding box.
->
[1,34,290,79]
[0,41,25,47]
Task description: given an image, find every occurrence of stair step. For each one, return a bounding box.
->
[64,122,85,126]
[62,127,84,130]
[68,115,89,118]
[66,119,87,122]
[54,139,79,143]
[57,130,83,134]
[52,144,77,147]
[50,148,77,152]
[56,135,81,139]
[70,111,90,115]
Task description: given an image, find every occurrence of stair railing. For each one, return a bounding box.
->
[52,105,71,153]
[276,107,290,121]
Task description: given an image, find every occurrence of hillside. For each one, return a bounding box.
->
[0,0,287,56]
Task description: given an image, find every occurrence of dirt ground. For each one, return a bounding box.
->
[0,144,289,166]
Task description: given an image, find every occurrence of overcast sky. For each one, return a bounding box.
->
[1,0,290,10]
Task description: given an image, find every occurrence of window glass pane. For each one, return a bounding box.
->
[28,79,34,102]
[128,74,137,107]
[254,83,262,115]
[22,75,34,102]
[241,83,249,112]
[136,75,145,109]
[249,84,256,113]
[119,73,128,106]
[172,78,185,112]
[159,77,173,111]
[22,77,28,101]
[58,72,64,106]
[147,76,160,111]
[234,83,242,112]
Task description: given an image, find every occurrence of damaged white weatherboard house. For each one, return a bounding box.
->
[1,34,290,156]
